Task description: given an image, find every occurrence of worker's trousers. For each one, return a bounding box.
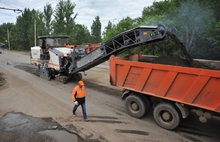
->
[73,103,87,120]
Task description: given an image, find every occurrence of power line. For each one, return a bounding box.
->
[0,7,22,13]
[25,0,59,11]
[0,1,18,9]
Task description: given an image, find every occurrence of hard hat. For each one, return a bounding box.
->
[78,81,84,86]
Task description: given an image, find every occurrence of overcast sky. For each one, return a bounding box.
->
[0,0,159,32]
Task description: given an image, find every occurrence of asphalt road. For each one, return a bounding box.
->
[0,49,220,142]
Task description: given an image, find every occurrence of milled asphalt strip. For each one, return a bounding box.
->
[2,65,74,107]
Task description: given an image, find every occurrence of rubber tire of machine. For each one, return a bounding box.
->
[125,94,147,118]
[153,102,181,130]
[71,73,82,81]
[77,73,82,80]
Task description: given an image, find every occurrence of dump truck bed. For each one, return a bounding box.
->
[109,55,220,113]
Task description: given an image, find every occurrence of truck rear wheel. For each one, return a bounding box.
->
[153,102,181,130]
[125,95,147,118]
[142,96,152,114]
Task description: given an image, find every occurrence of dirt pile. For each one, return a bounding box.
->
[151,56,191,67]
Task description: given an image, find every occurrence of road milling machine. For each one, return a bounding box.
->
[30,25,175,83]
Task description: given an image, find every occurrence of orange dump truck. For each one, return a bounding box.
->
[109,55,220,130]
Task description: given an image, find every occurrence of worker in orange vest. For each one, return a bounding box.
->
[72,80,89,121]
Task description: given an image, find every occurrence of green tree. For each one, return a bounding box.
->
[142,0,172,17]
[43,3,53,35]
[14,8,34,50]
[52,0,77,36]
[73,24,91,44]
[91,16,102,43]
[31,10,47,47]
[64,0,77,35]
[102,21,115,42]
[116,17,134,32]
[52,0,65,34]
[103,17,137,42]
[1,0,219,60]
[112,17,136,48]
[0,23,15,49]
[8,8,46,50]
[167,0,218,59]
[37,11,47,36]
[139,0,220,59]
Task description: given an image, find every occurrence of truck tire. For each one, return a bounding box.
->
[153,102,181,130]
[125,95,147,118]
[142,96,152,114]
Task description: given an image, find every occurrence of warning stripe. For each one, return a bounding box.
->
[31,59,59,67]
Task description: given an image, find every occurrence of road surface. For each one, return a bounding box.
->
[0,50,220,142]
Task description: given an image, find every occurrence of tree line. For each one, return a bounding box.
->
[0,0,219,60]
[0,0,101,50]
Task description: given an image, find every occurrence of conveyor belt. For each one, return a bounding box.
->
[70,25,167,74]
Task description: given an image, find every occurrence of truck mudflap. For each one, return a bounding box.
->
[175,102,190,118]
[122,90,130,101]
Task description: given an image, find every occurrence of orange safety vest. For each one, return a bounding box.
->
[72,85,85,102]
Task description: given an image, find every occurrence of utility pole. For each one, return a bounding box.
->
[7,29,10,50]
[34,20,36,46]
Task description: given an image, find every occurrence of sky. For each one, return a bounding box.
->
[0,0,159,32]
